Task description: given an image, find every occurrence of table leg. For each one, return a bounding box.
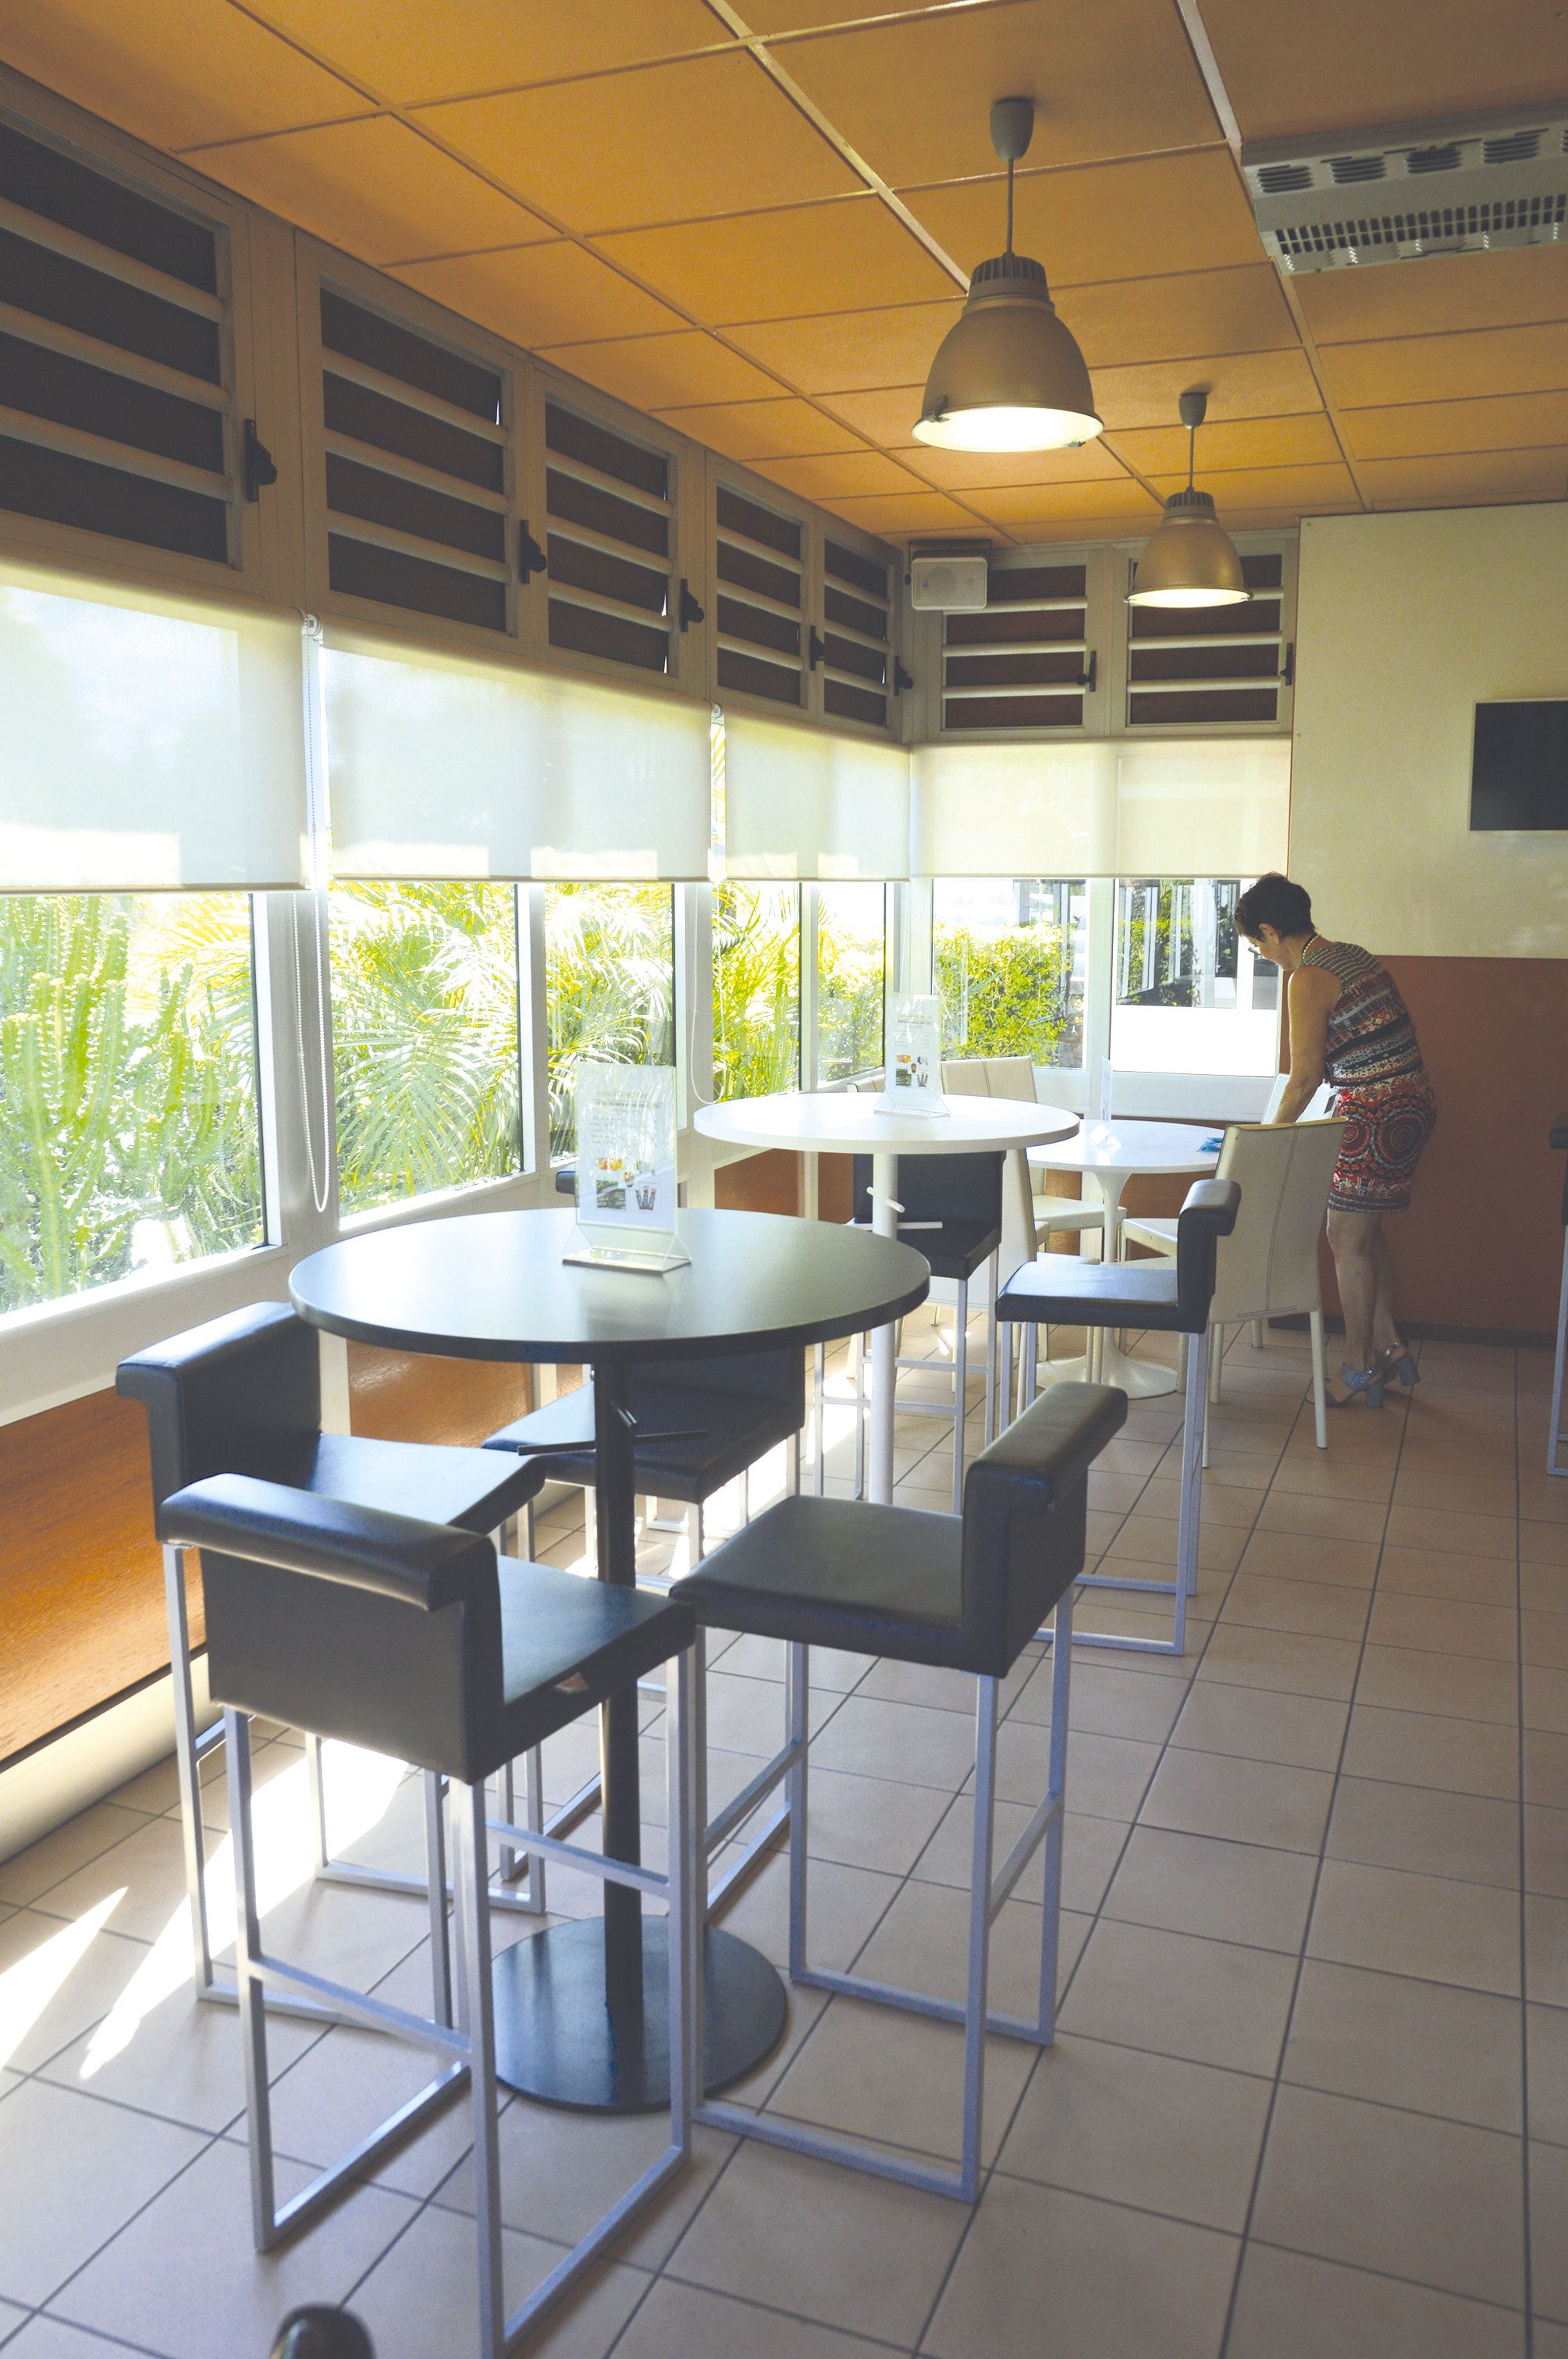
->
[1038,1174,1181,1400]
[490,1357,787,2112]
[868,1149,899,1505]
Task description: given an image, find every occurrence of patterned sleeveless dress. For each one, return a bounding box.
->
[1300,938,1435,1212]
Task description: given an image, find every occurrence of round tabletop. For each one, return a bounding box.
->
[1027,1118,1221,1176]
[290,1206,930,1367]
[695,1091,1079,1157]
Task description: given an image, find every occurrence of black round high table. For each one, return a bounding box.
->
[290,1205,930,2114]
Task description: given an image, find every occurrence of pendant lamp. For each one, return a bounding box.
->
[1125,390,1249,607]
[912,98,1102,454]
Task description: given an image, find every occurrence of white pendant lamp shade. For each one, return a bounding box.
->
[1127,390,1249,608]
[913,98,1102,455]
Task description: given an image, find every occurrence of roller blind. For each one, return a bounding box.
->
[1115,740,1291,876]
[324,633,711,881]
[0,556,308,891]
[911,741,1117,877]
[723,711,910,880]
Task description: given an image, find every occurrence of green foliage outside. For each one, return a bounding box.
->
[0,893,262,1315]
[544,882,674,1155]
[934,918,1077,1065]
[713,883,800,1101]
[816,888,886,1084]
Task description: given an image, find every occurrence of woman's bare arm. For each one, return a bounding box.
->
[1271,965,1338,1123]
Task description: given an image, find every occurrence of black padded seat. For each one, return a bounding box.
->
[679,1383,1125,1680]
[997,1176,1239,1335]
[850,1151,1002,1283]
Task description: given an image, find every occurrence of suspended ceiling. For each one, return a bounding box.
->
[2,0,1566,545]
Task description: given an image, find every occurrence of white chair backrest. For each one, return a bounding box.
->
[1207,1118,1346,1325]
[984,1055,1038,1103]
[998,1147,1040,1281]
[1261,1073,1335,1122]
[941,1058,991,1097]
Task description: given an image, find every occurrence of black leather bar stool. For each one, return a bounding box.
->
[672,1381,1125,2201]
[1549,1114,1568,1478]
[845,1150,1005,1514]
[271,2311,374,2359]
[160,1472,699,2359]
[117,1303,543,2014]
[996,1177,1240,1656]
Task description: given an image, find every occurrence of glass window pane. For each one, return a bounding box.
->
[1111,876,1278,1075]
[0,891,263,1317]
[932,878,1086,1069]
[816,881,886,1085]
[713,881,801,1101]
[330,881,521,1217]
[545,884,675,1158]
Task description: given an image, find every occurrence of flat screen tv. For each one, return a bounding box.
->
[1470,699,1568,831]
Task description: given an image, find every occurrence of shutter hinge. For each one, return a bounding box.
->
[1076,649,1097,692]
[677,578,705,631]
[1279,639,1295,687]
[808,626,827,671]
[241,420,277,501]
[518,523,548,582]
[892,657,915,695]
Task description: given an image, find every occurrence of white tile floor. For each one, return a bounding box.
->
[0,1315,1559,2358]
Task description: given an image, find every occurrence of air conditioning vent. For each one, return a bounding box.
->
[1243,105,1568,269]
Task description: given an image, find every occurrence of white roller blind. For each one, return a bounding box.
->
[1115,740,1291,877]
[324,635,711,881]
[911,741,1117,877]
[0,557,308,892]
[723,713,910,880]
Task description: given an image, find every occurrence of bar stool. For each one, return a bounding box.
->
[117,1304,545,2014]
[672,1381,1126,2201]
[271,2311,374,2359]
[995,1177,1240,1657]
[158,1471,699,2359]
[847,1150,1004,1513]
[1550,1115,1568,1477]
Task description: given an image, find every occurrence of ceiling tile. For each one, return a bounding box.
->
[1358,449,1568,508]
[1149,460,1358,509]
[1092,347,1323,431]
[392,242,683,346]
[740,0,968,26]
[1200,0,1568,143]
[416,52,859,233]
[1318,322,1568,409]
[536,330,784,409]
[1063,265,1296,369]
[1107,411,1339,473]
[1340,390,1568,461]
[0,0,370,151]
[816,487,986,537]
[816,383,929,442]
[774,0,1220,186]
[246,0,727,105]
[1296,246,1568,346]
[726,300,962,392]
[189,116,550,263]
[901,149,1261,287]
[652,397,862,461]
[896,440,1132,491]
[753,450,927,499]
[971,479,1162,526]
[591,197,957,326]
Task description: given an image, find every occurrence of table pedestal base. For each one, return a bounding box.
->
[1040,1340,1180,1399]
[492,1917,787,2114]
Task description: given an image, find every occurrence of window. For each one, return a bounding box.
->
[329,882,522,1217]
[1111,877,1278,1075]
[816,882,886,1084]
[714,482,805,709]
[1125,553,1287,728]
[933,878,1087,1069]
[942,561,1090,732]
[545,400,674,676]
[544,884,676,1156]
[713,882,801,1101]
[0,891,263,1315]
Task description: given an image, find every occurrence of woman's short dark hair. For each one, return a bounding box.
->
[1234,874,1314,941]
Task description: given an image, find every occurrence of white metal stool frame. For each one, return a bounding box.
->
[693,1586,1076,2204]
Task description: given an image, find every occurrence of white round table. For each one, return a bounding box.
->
[695,1091,1078,1502]
[1028,1119,1222,1397]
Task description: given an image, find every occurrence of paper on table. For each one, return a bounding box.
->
[567,1061,690,1272]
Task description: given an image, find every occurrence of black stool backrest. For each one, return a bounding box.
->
[850,1151,1004,1229]
[958,1383,1127,1674]
[1552,1115,1568,1222]
[660,1343,805,1414]
[1172,1178,1243,1332]
[163,1473,507,1783]
[272,2308,375,2359]
[117,1302,319,1510]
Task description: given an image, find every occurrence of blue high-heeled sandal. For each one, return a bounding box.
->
[1380,1344,1420,1387]
[1327,1361,1385,1409]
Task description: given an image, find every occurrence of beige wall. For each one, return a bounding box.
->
[1291,503,1568,959]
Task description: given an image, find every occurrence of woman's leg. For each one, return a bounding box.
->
[1326,1208,1381,1373]
[1370,1225,1402,1357]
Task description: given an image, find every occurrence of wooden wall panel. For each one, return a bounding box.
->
[714,1147,802,1216]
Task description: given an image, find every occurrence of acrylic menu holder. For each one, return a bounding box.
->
[877,993,947,1119]
[565,1061,690,1274]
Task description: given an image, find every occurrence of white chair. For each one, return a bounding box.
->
[1122,1119,1345,1454]
[941,1055,1105,1257]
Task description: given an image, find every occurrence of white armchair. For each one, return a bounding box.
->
[941,1055,1105,1254]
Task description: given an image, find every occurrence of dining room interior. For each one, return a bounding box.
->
[0,2,1566,2355]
